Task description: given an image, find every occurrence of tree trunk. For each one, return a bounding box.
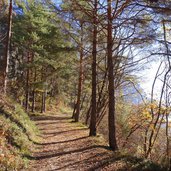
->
[25,69,29,111]
[31,90,35,112]
[31,63,36,113]
[72,102,77,119]
[43,92,46,112]
[25,52,30,111]
[31,68,37,112]
[41,91,46,113]
[74,22,84,122]
[85,105,91,125]
[4,0,12,94]
[89,0,98,136]
[107,0,118,150]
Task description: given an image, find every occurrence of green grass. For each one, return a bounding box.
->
[0,96,39,170]
[58,105,73,115]
[74,121,88,129]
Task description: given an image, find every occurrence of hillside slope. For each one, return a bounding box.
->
[0,95,38,170]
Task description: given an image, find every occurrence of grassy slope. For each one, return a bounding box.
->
[0,95,39,170]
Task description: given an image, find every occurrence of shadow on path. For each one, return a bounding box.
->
[27,114,120,171]
[32,116,71,121]
[28,114,156,171]
[45,128,88,137]
[26,145,110,160]
[34,136,89,146]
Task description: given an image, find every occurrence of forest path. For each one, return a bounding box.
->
[27,113,133,171]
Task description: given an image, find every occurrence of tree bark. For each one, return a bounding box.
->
[85,105,91,125]
[107,0,118,150]
[41,91,46,113]
[31,90,35,112]
[31,69,36,112]
[74,22,84,122]
[25,53,30,112]
[4,0,12,94]
[89,0,98,136]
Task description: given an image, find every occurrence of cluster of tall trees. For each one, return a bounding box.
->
[60,0,157,151]
[1,0,171,168]
[58,0,171,166]
[0,0,76,112]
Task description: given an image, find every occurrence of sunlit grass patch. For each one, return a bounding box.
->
[0,96,39,170]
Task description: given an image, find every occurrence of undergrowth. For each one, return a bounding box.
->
[46,97,72,115]
[0,95,39,170]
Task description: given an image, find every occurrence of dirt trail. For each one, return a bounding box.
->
[26,113,135,171]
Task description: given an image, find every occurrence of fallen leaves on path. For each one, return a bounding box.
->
[26,113,159,171]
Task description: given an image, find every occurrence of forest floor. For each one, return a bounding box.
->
[26,113,159,171]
